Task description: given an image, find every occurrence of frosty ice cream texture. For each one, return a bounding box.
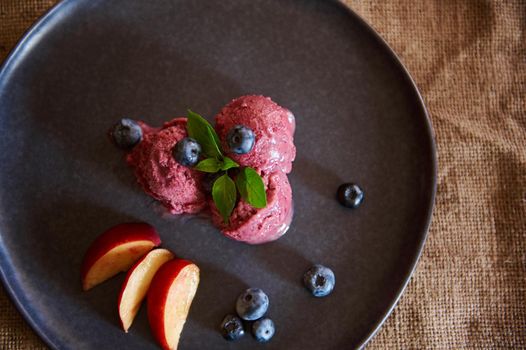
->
[126,118,206,214]
[126,95,296,244]
[215,95,296,174]
[211,96,295,243]
[210,170,293,244]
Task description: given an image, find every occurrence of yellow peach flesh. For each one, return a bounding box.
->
[164,264,200,350]
[82,241,155,291]
[119,249,174,332]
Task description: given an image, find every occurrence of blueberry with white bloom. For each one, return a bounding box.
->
[220,314,245,341]
[252,317,275,343]
[110,118,142,149]
[172,137,201,167]
[303,264,335,297]
[227,125,255,154]
[235,288,269,321]
[337,183,364,209]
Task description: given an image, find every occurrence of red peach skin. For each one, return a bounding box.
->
[80,223,161,291]
[147,259,200,350]
[118,248,174,332]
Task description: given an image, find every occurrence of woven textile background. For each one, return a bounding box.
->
[1,1,525,349]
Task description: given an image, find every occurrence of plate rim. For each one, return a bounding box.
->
[0,1,437,349]
[332,2,437,348]
[0,2,75,349]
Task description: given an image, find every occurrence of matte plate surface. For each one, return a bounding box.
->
[0,0,436,349]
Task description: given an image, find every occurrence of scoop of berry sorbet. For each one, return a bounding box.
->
[210,171,293,244]
[126,118,206,214]
[215,95,296,174]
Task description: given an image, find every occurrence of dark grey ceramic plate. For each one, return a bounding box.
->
[0,0,436,349]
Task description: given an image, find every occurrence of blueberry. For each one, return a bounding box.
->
[110,118,142,149]
[172,137,201,167]
[220,314,245,341]
[227,125,255,154]
[252,317,275,343]
[337,183,364,208]
[303,264,335,297]
[236,288,269,321]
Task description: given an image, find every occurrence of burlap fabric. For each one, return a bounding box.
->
[1,1,525,349]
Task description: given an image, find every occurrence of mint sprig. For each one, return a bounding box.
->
[185,110,267,223]
[235,167,267,208]
[187,109,222,159]
[194,158,222,173]
[194,156,239,173]
[221,157,239,171]
[212,173,237,223]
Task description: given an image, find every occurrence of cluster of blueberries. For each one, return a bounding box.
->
[112,118,364,345]
[221,288,273,343]
[111,118,256,167]
[111,119,364,209]
[174,124,255,167]
[221,264,336,343]
[110,117,255,167]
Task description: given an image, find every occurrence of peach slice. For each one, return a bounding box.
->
[147,259,200,350]
[81,223,161,291]
[118,248,174,332]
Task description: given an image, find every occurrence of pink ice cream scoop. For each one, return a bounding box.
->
[126,118,206,214]
[210,171,293,244]
[121,95,295,244]
[214,95,296,174]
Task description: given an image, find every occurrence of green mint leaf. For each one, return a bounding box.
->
[205,126,222,158]
[212,173,237,223]
[221,157,239,171]
[194,158,222,173]
[187,109,222,159]
[235,167,267,209]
